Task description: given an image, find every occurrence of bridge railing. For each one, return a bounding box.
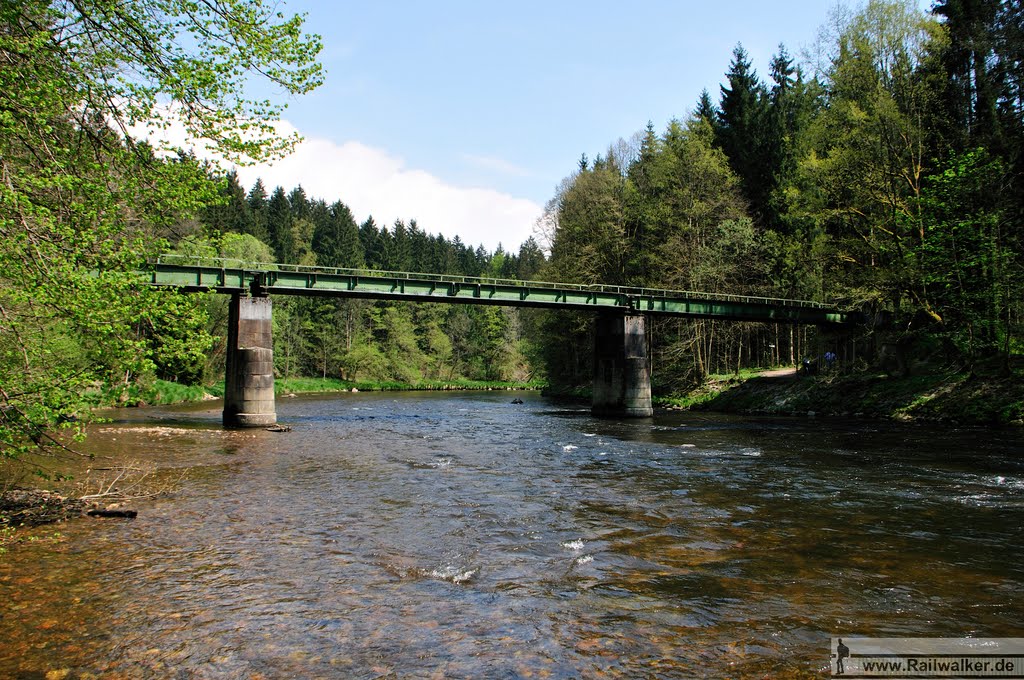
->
[154,254,834,309]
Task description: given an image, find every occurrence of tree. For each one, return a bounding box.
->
[290,217,317,266]
[289,186,311,223]
[800,0,940,315]
[273,297,310,379]
[646,117,747,290]
[246,179,271,244]
[929,0,1024,276]
[516,237,546,280]
[916,149,1017,365]
[359,217,386,269]
[695,89,718,125]
[624,122,663,283]
[204,171,252,240]
[266,187,295,263]
[0,0,322,460]
[716,44,771,224]
[390,220,415,272]
[763,45,822,234]
[548,159,629,284]
[932,0,1003,150]
[312,201,364,269]
[649,117,750,381]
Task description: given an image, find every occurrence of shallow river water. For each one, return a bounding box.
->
[2,391,1023,678]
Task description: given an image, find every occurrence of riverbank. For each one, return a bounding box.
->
[544,366,1023,426]
[129,377,546,407]
[675,367,1024,426]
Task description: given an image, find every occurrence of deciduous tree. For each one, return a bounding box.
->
[0,0,322,459]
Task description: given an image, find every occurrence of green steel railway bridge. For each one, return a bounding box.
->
[145,256,859,426]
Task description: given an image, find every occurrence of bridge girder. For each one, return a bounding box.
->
[144,261,856,326]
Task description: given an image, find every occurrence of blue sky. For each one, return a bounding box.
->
[226,0,933,252]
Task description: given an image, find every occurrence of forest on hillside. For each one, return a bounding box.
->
[1,0,1022,460]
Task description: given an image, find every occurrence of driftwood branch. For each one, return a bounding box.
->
[86,508,138,518]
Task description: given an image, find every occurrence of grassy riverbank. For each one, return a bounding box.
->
[132,377,546,406]
[676,367,1024,426]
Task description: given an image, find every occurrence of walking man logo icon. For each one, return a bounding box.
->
[834,638,850,674]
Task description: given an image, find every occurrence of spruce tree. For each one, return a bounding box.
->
[933,0,1003,150]
[695,89,718,125]
[246,179,270,244]
[716,44,771,225]
[359,217,386,269]
[267,187,295,263]
[311,201,363,269]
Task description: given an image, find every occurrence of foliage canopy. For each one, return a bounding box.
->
[0,0,322,460]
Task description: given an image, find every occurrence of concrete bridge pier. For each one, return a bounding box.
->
[592,313,653,418]
[223,293,276,427]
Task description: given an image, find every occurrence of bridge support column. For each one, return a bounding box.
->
[223,293,276,427]
[592,313,653,418]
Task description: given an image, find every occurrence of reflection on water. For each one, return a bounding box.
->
[2,392,1023,678]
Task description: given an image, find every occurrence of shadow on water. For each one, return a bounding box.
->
[2,390,1022,678]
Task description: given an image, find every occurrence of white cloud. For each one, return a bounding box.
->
[131,114,542,253]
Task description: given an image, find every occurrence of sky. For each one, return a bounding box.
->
[209,0,933,253]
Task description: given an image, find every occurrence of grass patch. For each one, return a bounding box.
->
[654,391,719,410]
[653,367,782,410]
[276,377,546,394]
[275,377,352,394]
[141,380,213,405]
[82,379,214,408]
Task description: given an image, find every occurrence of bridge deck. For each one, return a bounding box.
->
[145,257,855,325]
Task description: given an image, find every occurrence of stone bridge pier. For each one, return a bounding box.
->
[592,313,653,418]
[223,293,276,427]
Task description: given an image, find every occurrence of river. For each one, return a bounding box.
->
[1,391,1022,678]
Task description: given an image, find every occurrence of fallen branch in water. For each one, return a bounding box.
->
[78,461,188,502]
[86,508,138,519]
[79,464,134,500]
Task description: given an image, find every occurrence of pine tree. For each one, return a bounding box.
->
[288,186,311,222]
[625,121,663,284]
[390,220,414,272]
[359,217,385,269]
[763,44,822,236]
[204,170,251,238]
[312,201,363,269]
[246,179,270,244]
[407,219,432,272]
[516,237,545,280]
[933,0,1003,150]
[695,89,718,125]
[266,187,295,263]
[716,44,770,224]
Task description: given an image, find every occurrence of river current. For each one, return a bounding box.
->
[1,391,1023,678]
